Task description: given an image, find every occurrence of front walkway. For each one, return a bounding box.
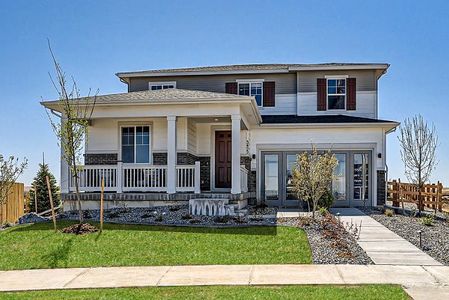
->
[331,208,441,266]
[1,264,448,298]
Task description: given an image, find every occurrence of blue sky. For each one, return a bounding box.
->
[0,0,448,186]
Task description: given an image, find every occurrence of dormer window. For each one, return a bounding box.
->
[238,81,263,106]
[327,78,346,110]
[149,81,176,90]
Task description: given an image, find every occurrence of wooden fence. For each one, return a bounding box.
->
[387,179,444,212]
[0,183,25,224]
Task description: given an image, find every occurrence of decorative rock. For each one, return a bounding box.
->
[18,213,49,224]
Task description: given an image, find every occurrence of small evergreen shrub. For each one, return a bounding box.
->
[181,214,193,220]
[155,215,163,222]
[28,163,60,213]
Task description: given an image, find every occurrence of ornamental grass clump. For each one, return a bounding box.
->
[384,209,395,217]
[292,147,338,219]
[421,215,434,226]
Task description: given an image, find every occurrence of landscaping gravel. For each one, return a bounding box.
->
[366,208,449,266]
[58,206,372,265]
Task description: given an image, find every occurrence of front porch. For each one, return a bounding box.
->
[52,89,260,210]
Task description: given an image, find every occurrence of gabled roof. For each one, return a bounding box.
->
[41,88,254,109]
[116,63,390,79]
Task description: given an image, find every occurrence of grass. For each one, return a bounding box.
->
[0,221,311,270]
[0,285,409,300]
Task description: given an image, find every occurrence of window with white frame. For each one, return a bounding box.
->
[327,78,346,110]
[121,126,151,163]
[149,82,176,90]
[238,82,263,106]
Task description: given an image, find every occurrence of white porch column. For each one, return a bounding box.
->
[60,117,69,194]
[167,115,177,194]
[231,114,241,194]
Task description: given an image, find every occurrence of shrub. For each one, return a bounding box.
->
[318,190,335,209]
[384,209,395,217]
[189,219,201,224]
[169,206,180,212]
[155,215,163,222]
[421,215,434,226]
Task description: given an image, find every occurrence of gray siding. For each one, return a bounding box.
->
[298,70,377,93]
[129,73,297,94]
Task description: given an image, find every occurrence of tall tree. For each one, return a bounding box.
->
[45,42,97,223]
[0,155,27,222]
[29,163,60,213]
[398,114,438,215]
[292,147,338,219]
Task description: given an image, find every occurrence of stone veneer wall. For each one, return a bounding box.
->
[240,156,255,193]
[84,153,117,165]
[377,170,386,205]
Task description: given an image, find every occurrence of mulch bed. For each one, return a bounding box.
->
[61,223,98,235]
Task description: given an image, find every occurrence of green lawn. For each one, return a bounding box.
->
[0,285,409,300]
[0,221,311,270]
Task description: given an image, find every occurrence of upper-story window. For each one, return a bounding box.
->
[238,81,263,106]
[327,78,346,110]
[149,81,176,90]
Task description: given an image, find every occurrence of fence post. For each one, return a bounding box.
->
[194,161,201,194]
[392,179,399,207]
[437,181,442,212]
[116,162,123,193]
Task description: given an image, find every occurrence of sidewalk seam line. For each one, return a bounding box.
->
[156,266,172,286]
[248,265,255,285]
[62,268,90,288]
[421,266,442,285]
[335,265,346,284]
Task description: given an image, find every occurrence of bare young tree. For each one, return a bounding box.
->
[398,114,438,215]
[45,42,97,223]
[292,147,338,219]
[0,155,27,222]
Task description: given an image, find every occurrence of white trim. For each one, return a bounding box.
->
[118,124,153,164]
[237,81,264,107]
[325,75,349,79]
[235,79,265,83]
[148,81,177,90]
[326,77,347,111]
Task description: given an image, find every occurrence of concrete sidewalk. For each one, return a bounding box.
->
[331,208,441,266]
[0,264,448,293]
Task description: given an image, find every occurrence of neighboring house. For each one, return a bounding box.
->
[41,63,399,211]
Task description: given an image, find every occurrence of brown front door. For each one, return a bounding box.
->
[215,131,232,188]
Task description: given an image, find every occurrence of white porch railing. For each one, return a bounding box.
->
[70,165,118,192]
[240,164,249,193]
[69,161,200,193]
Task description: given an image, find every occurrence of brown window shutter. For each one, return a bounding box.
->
[347,78,356,110]
[263,81,275,107]
[317,78,326,111]
[225,82,238,94]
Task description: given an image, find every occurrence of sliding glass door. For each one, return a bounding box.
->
[262,150,372,208]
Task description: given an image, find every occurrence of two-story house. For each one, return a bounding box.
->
[42,63,399,211]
